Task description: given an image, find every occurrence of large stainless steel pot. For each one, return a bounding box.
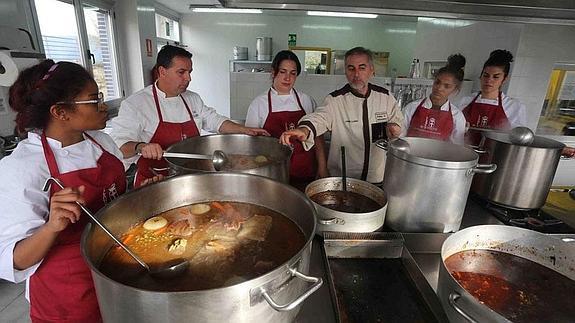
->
[472,131,565,209]
[438,225,575,323]
[379,138,496,233]
[0,137,4,160]
[163,134,292,183]
[81,173,321,323]
[305,177,387,233]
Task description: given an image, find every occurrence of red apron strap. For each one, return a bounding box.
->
[180,94,194,119]
[41,132,62,178]
[267,89,273,114]
[152,84,164,123]
[293,89,305,112]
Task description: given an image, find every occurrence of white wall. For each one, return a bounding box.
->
[414,19,523,93]
[181,13,417,117]
[507,24,575,130]
[115,0,145,96]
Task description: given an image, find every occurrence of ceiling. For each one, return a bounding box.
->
[156,0,575,24]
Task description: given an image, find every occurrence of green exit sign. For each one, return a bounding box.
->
[288,34,297,47]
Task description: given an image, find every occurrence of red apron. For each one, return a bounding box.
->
[406,98,454,141]
[134,85,200,187]
[463,92,510,145]
[30,133,126,323]
[262,89,316,183]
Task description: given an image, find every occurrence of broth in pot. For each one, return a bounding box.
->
[99,201,305,291]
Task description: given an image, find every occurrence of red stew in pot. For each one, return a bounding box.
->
[445,249,575,322]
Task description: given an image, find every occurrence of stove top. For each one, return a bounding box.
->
[470,193,575,234]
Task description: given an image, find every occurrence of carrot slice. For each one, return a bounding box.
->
[153,226,168,236]
[211,201,226,212]
[122,234,135,245]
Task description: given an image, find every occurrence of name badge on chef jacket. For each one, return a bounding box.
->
[371,122,388,143]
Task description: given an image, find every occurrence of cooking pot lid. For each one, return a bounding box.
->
[483,131,566,149]
[387,137,478,169]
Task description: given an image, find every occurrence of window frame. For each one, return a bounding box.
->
[34,0,125,105]
[155,3,182,48]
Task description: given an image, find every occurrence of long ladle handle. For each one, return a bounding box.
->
[162,152,213,159]
[341,146,347,192]
[42,177,150,271]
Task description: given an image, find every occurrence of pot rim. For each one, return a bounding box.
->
[305,177,387,214]
[81,173,317,294]
[387,137,479,169]
[483,131,566,149]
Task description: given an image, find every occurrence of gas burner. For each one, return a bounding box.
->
[471,193,575,234]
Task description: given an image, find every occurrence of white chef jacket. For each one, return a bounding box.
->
[299,83,404,183]
[110,83,229,151]
[0,130,126,298]
[457,92,527,128]
[245,88,316,128]
[402,97,467,145]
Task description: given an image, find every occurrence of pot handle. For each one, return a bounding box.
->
[150,167,179,177]
[318,217,346,225]
[466,144,487,154]
[260,268,323,312]
[470,163,497,174]
[449,292,479,323]
[375,139,389,151]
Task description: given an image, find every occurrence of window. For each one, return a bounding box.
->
[155,12,180,53]
[537,64,575,136]
[35,0,122,100]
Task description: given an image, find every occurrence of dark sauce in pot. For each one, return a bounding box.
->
[99,201,305,291]
[310,190,381,213]
[445,249,575,323]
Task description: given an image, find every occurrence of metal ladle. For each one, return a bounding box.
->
[509,126,535,145]
[42,177,189,279]
[162,149,229,171]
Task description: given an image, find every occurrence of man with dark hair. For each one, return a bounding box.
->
[111,45,269,187]
[280,46,403,183]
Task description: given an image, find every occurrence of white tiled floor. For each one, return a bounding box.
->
[0,280,30,323]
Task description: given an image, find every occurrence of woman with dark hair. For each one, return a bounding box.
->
[403,54,467,144]
[245,50,327,186]
[459,49,527,144]
[0,60,131,322]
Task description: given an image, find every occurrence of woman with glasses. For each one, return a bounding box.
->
[458,49,527,145]
[0,60,135,322]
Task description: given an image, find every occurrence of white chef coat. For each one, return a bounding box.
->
[110,83,229,150]
[402,97,467,145]
[457,92,527,128]
[0,130,126,297]
[299,83,404,183]
[245,88,316,128]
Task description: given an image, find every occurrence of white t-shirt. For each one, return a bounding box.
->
[110,83,229,149]
[245,88,316,128]
[402,97,467,145]
[457,92,527,128]
[0,130,125,297]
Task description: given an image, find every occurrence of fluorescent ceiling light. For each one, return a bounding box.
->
[302,25,352,30]
[217,22,267,27]
[386,28,416,34]
[417,17,474,27]
[192,8,262,14]
[307,11,377,19]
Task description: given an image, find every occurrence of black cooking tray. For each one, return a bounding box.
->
[323,232,448,323]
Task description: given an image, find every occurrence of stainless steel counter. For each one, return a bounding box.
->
[295,199,503,322]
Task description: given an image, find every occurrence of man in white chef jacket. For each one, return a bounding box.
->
[111,45,268,186]
[280,47,403,183]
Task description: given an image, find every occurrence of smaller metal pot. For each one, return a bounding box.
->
[472,131,566,209]
[163,134,292,183]
[305,177,387,233]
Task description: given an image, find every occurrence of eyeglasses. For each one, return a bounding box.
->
[57,92,106,110]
